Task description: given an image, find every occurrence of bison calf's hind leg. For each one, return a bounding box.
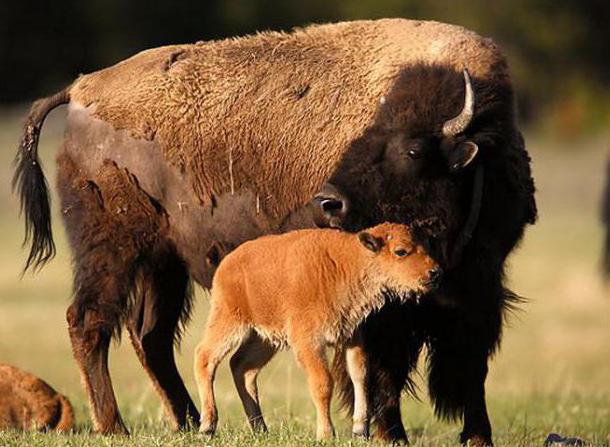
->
[194,305,247,435]
[230,331,277,433]
[293,340,335,440]
[127,253,199,430]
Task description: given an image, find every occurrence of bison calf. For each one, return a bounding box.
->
[193,222,439,439]
[0,364,74,432]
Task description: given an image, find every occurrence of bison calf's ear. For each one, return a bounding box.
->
[358,232,383,253]
[448,141,479,172]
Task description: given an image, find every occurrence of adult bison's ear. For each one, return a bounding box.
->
[358,232,384,253]
[447,141,479,172]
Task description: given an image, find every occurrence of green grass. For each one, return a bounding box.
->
[0,108,609,446]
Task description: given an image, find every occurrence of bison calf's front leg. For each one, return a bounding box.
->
[345,331,370,438]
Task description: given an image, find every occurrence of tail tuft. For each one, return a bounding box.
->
[12,88,69,273]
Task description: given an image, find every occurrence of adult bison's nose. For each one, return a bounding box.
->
[425,268,443,289]
[312,183,349,229]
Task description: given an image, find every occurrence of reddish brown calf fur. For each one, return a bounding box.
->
[0,364,74,432]
[194,223,438,439]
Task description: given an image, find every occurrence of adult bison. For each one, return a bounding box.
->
[14,19,536,445]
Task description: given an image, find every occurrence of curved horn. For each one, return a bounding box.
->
[442,69,475,137]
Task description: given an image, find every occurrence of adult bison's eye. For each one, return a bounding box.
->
[394,248,409,257]
[407,148,422,159]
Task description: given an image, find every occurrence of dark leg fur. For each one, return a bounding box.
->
[67,304,129,434]
[424,278,503,446]
[59,153,172,434]
[127,250,199,430]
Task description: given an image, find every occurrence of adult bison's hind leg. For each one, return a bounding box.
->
[63,206,134,434]
[127,249,200,430]
[59,153,170,434]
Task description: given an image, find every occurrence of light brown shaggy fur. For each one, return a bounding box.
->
[68,18,507,219]
[193,223,438,439]
[0,364,74,432]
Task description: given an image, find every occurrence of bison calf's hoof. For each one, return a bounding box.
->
[352,422,370,438]
[199,422,217,436]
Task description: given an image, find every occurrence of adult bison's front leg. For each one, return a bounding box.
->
[424,285,502,447]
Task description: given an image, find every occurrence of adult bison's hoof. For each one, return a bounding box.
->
[94,421,130,436]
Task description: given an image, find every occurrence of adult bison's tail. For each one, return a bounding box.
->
[12,87,70,272]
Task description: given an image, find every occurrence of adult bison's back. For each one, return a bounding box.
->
[13,19,535,443]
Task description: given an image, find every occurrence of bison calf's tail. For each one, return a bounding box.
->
[12,87,70,272]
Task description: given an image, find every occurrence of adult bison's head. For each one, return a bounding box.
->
[314,66,488,267]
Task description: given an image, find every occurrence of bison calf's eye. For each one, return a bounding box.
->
[394,248,410,257]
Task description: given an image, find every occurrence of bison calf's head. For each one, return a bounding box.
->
[358,222,441,301]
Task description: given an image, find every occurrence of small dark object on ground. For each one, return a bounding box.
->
[544,433,586,446]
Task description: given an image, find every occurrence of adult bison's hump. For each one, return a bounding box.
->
[69,18,506,219]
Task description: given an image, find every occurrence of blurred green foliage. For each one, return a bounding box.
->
[1,0,608,133]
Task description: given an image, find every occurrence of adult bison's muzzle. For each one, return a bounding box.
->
[312,183,350,229]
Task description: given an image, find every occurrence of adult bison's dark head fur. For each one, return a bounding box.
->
[314,64,537,271]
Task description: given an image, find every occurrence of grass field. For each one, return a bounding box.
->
[0,108,609,446]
